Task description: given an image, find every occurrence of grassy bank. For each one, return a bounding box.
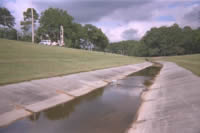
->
[0,39,144,85]
[154,54,200,76]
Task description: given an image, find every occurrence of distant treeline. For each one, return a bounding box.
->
[1,6,200,56]
[107,24,200,57]
[0,7,109,51]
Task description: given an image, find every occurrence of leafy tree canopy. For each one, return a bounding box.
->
[37,8,109,51]
[0,7,15,28]
[84,24,109,51]
[38,8,73,42]
[107,24,200,57]
[20,8,39,34]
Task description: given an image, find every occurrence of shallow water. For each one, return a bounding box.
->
[0,66,161,133]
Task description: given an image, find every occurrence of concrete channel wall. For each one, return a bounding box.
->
[127,62,200,133]
[0,62,152,127]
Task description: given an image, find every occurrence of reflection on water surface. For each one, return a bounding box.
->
[0,65,161,133]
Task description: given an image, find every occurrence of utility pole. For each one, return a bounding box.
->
[60,25,64,46]
[17,31,18,40]
[31,8,34,43]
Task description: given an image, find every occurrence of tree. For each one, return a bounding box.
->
[107,40,142,56]
[0,7,17,40]
[0,7,15,28]
[38,8,73,42]
[194,28,200,53]
[141,24,185,56]
[67,23,87,48]
[108,23,200,57]
[0,28,17,40]
[37,8,109,51]
[181,26,196,54]
[20,8,39,34]
[84,24,109,51]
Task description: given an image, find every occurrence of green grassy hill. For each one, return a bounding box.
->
[0,39,144,85]
[154,54,200,76]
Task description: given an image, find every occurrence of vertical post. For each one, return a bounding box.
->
[31,8,34,43]
[17,31,18,40]
[60,25,64,46]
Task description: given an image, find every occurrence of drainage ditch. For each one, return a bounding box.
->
[0,64,162,133]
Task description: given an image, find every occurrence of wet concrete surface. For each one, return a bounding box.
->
[127,62,200,133]
[0,65,161,133]
[0,62,152,127]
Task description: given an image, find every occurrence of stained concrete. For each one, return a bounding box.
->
[127,62,200,133]
[0,62,152,127]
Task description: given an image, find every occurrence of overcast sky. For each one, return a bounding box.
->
[1,0,200,42]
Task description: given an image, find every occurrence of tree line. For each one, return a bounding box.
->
[0,7,109,51]
[0,7,17,40]
[107,24,200,56]
[1,7,200,56]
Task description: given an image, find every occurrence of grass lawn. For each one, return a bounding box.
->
[0,39,144,85]
[153,54,200,76]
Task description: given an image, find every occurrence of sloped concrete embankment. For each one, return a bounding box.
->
[0,62,152,127]
[127,62,200,133]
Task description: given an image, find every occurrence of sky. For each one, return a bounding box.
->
[1,0,200,42]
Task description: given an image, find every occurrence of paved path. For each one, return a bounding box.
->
[0,62,152,127]
[127,62,200,133]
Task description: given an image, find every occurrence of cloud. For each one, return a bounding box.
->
[3,0,38,30]
[121,29,139,40]
[33,0,154,23]
[99,20,174,42]
[183,4,200,28]
[2,0,200,42]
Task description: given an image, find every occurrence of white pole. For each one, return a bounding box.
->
[31,8,34,43]
[17,31,18,40]
[60,25,64,46]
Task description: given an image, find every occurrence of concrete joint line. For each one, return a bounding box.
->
[103,80,110,83]
[14,104,25,110]
[150,87,161,90]
[134,119,147,125]
[56,90,76,98]
[111,69,123,73]
[14,104,34,114]
[143,99,156,102]
[79,80,108,88]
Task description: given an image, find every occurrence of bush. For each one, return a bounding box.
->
[0,27,17,40]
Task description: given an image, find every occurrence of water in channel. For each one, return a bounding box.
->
[0,65,161,133]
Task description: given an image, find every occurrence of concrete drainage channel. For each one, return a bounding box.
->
[0,62,164,133]
[127,62,200,133]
